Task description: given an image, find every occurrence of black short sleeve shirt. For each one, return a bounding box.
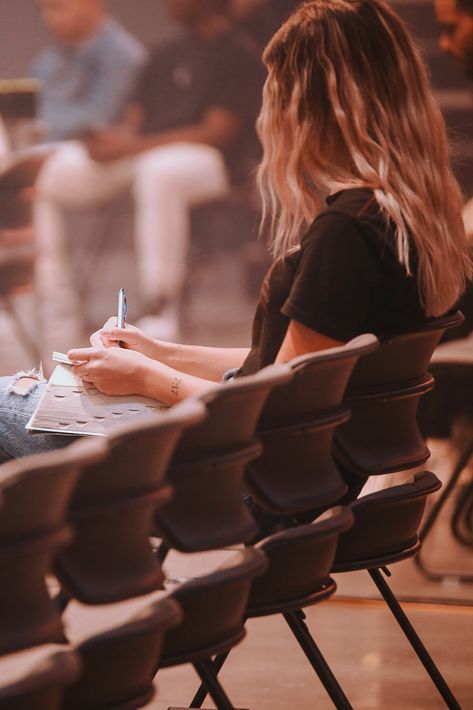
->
[132,30,264,177]
[240,188,427,375]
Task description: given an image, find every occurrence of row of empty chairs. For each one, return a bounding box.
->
[0,311,464,709]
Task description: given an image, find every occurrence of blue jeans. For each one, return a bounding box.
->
[0,373,74,462]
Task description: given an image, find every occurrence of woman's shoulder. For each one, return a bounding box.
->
[303,187,394,257]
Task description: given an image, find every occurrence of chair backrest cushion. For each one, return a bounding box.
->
[335,312,464,477]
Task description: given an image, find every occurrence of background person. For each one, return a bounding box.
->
[31,0,146,142]
[229,0,302,46]
[34,0,263,359]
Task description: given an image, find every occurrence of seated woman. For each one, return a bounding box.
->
[0,0,471,461]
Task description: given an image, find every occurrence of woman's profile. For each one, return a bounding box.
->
[0,0,471,459]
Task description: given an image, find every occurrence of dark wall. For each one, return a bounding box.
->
[0,0,172,79]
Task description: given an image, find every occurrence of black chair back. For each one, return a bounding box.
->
[0,647,80,710]
[55,399,205,604]
[0,439,107,654]
[335,312,464,478]
[246,334,379,514]
[160,548,267,667]
[155,364,293,551]
[63,597,182,710]
[248,507,354,614]
[333,471,442,570]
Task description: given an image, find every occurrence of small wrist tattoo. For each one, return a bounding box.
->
[171,377,182,397]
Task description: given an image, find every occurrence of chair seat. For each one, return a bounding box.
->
[332,540,421,573]
[332,472,441,570]
[247,508,353,615]
[160,548,267,667]
[62,596,182,710]
[0,644,78,689]
[63,590,171,644]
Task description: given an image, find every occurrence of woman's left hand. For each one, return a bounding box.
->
[67,346,150,396]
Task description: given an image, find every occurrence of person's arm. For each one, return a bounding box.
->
[66,345,218,404]
[67,320,340,405]
[89,319,249,382]
[275,320,343,362]
[84,105,241,163]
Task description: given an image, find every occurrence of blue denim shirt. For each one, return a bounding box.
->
[31,18,147,141]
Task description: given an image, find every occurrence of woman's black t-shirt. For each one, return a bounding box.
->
[240,187,427,375]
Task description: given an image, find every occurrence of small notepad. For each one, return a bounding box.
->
[26,362,167,437]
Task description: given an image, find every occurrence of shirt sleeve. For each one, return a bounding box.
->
[281,212,379,342]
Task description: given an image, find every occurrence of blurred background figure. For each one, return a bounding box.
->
[34,0,263,357]
[31,0,146,142]
[229,0,302,46]
[26,0,146,363]
[434,0,473,341]
[435,0,473,239]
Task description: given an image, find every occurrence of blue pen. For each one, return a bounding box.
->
[117,287,127,346]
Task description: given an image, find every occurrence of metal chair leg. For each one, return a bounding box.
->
[419,439,473,543]
[369,568,461,710]
[190,607,352,710]
[190,651,230,708]
[284,610,353,710]
[451,480,473,548]
[415,438,473,582]
[193,658,236,710]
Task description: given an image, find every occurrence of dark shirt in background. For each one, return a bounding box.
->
[237,0,302,47]
[133,29,265,182]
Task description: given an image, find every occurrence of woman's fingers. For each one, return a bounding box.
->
[67,346,99,362]
[90,317,120,347]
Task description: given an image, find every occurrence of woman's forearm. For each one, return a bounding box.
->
[150,342,250,382]
[141,358,221,404]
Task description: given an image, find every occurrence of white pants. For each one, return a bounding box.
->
[34,141,229,355]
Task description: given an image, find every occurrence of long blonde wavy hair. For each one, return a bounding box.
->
[257,0,472,317]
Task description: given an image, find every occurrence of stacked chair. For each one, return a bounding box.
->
[189,334,377,710]
[154,364,293,710]
[0,399,205,709]
[0,438,106,708]
[192,317,464,710]
[329,312,464,709]
[0,312,466,709]
[56,399,205,709]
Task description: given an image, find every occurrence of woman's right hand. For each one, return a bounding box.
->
[89,317,162,359]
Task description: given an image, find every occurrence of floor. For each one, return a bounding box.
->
[150,599,473,710]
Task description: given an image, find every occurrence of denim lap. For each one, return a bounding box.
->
[0,375,74,461]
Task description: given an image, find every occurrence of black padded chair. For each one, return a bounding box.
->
[63,595,182,710]
[154,363,293,555]
[55,398,205,604]
[246,334,379,519]
[160,548,267,710]
[335,312,464,491]
[0,645,81,710]
[332,471,460,709]
[327,315,466,709]
[54,401,203,708]
[0,438,107,654]
[187,338,383,710]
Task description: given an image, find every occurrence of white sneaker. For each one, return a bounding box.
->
[136,312,180,342]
